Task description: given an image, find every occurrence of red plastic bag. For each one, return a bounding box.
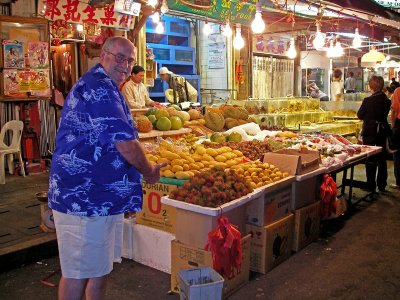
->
[320,174,337,218]
[205,217,242,279]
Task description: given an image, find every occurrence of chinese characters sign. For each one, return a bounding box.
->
[38,0,139,29]
[373,0,400,8]
[167,0,257,25]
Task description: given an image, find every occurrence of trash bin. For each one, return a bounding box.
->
[178,267,224,300]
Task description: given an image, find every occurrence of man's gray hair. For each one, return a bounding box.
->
[102,36,135,53]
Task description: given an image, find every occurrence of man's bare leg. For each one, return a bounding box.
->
[59,277,88,300]
[86,275,108,300]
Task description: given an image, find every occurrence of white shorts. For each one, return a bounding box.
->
[53,210,124,279]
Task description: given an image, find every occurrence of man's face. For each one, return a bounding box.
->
[160,73,169,81]
[132,71,145,84]
[100,40,136,85]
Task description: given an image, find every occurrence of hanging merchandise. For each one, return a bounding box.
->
[320,174,338,219]
[235,60,245,85]
[205,217,243,279]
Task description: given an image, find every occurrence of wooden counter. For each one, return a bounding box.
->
[138,128,192,142]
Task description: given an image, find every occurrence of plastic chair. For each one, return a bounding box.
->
[0,120,25,184]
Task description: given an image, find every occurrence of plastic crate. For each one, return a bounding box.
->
[178,267,224,300]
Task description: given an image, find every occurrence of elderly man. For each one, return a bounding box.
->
[121,65,157,108]
[48,37,165,300]
[159,66,198,103]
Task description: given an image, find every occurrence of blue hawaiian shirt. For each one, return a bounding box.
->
[48,64,143,216]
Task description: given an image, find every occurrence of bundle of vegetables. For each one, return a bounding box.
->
[203,140,272,161]
[169,167,253,207]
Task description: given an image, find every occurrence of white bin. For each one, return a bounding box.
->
[178,267,224,300]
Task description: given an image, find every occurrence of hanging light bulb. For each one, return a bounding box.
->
[352,28,362,48]
[286,38,297,59]
[326,40,336,58]
[160,0,169,14]
[233,24,245,50]
[222,20,233,37]
[251,2,265,34]
[334,38,344,57]
[203,21,212,36]
[148,0,158,8]
[313,22,325,50]
[76,24,83,32]
[155,20,164,34]
[152,11,160,23]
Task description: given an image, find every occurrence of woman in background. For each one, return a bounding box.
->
[331,69,343,101]
[357,76,391,192]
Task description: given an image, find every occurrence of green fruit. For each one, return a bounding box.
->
[227,132,243,142]
[155,109,170,120]
[170,104,181,111]
[210,133,226,143]
[169,116,183,130]
[147,115,157,125]
[145,108,158,116]
[156,117,172,131]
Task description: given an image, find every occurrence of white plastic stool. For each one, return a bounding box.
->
[0,120,25,184]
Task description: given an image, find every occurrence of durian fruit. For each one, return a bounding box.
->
[136,116,153,133]
[188,109,202,120]
[225,117,241,129]
[223,106,249,120]
[204,111,225,132]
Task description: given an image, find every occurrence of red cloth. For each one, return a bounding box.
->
[320,174,338,218]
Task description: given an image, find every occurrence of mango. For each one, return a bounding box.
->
[206,148,218,157]
[175,171,191,180]
[172,165,184,172]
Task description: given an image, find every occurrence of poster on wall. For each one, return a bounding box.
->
[208,42,226,69]
[252,34,290,55]
[3,40,25,69]
[3,69,25,96]
[30,69,51,97]
[28,42,49,69]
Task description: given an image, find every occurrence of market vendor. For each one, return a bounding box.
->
[159,67,198,103]
[121,65,157,109]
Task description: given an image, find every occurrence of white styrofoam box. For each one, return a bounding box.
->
[122,218,175,274]
[179,267,224,300]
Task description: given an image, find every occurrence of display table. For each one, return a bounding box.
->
[138,128,192,142]
[130,108,148,117]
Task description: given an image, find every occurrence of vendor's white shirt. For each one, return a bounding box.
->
[121,80,152,109]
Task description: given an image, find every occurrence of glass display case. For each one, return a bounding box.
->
[0,16,51,101]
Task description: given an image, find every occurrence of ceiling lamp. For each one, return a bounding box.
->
[155,19,164,34]
[233,24,245,50]
[326,40,336,58]
[286,37,297,59]
[361,46,386,67]
[148,0,158,8]
[152,11,160,23]
[222,20,233,37]
[251,2,265,34]
[352,28,362,48]
[313,22,325,50]
[160,0,169,14]
[334,39,344,57]
[203,21,211,36]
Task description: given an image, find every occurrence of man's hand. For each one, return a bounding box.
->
[143,163,167,184]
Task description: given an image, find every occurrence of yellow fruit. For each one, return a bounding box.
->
[197,162,205,168]
[171,159,183,166]
[233,150,243,157]
[195,146,206,155]
[192,154,202,162]
[185,156,195,164]
[257,182,264,188]
[183,164,190,171]
[202,154,214,162]
[215,155,227,162]
[250,182,257,189]
[189,163,200,171]
[221,146,233,153]
[186,171,195,177]
[282,172,289,177]
[206,148,218,157]
[160,165,171,171]
[160,150,180,160]
[172,165,184,172]
[157,157,170,164]
[225,159,236,167]
[163,170,175,178]
[175,171,191,180]
[216,148,225,155]
[202,161,210,167]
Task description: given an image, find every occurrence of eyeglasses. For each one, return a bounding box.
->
[105,50,135,66]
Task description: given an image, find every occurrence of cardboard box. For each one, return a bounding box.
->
[292,202,320,252]
[136,181,177,233]
[246,214,294,274]
[291,176,319,211]
[122,219,175,274]
[171,234,251,299]
[247,186,291,226]
[264,148,320,175]
[175,206,247,249]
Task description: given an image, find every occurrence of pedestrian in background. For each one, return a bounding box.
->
[357,75,391,192]
[48,37,165,300]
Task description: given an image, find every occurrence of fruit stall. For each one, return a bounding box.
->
[122,102,381,299]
